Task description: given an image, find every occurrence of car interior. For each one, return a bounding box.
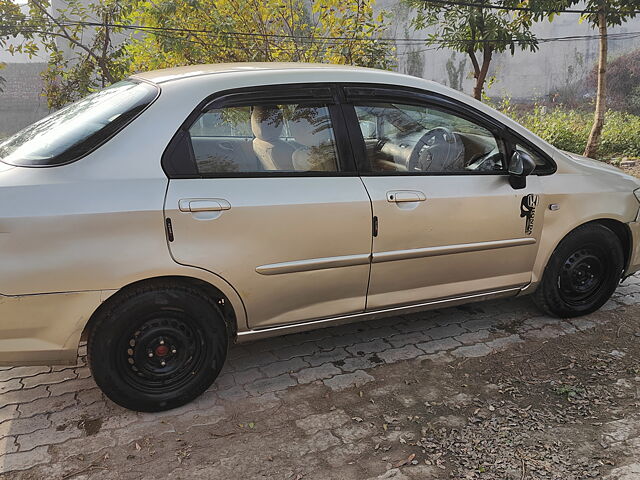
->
[187,101,507,175]
[189,104,339,174]
[354,103,506,174]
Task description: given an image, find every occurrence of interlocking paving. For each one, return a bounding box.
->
[0,274,639,476]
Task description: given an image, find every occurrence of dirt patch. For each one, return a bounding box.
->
[8,304,640,480]
[78,417,103,437]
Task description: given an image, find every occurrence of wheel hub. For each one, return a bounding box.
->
[155,344,170,357]
[559,248,606,304]
[120,316,203,393]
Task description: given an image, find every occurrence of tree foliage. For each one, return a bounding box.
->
[0,0,29,92]
[1,0,394,107]
[577,0,640,158]
[14,0,133,108]
[407,0,538,100]
[527,0,640,157]
[127,0,394,72]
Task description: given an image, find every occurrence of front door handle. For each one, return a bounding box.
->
[386,190,427,203]
[178,198,231,212]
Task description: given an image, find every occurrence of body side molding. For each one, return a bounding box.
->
[236,286,524,342]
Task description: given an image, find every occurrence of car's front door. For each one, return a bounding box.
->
[163,86,373,329]
[343,87,548,310]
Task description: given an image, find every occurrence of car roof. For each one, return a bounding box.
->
[132,62,404,84]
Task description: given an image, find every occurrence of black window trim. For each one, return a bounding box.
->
[502,129,557,176]
[161,83,358,179]
[340,83,557,177]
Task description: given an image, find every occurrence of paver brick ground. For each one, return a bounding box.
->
[0,274,639,478]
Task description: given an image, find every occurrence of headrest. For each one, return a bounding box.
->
[288,106,334,147]
[251,106,284,141]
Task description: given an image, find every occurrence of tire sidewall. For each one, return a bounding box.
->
[88,286,227,412]
[539,224,623,318]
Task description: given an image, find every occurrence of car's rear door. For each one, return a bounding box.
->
[342,86,547,310]
[163,85,373,329]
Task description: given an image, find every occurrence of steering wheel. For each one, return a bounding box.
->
[465,148,504,171]
[407,126,459,172]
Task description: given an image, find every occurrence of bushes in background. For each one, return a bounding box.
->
[504,105,640,159]
[587,48,640,115]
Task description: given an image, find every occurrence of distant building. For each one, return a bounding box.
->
[0,63,48,139]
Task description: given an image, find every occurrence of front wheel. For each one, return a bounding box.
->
[533,224,624,318]
[87,281,228,412]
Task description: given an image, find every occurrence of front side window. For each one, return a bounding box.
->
[353,102,506,174]
[0,80,158,167]
[188,103,340,174]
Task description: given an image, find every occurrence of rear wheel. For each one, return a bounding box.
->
[88,281,228,412]
[533,224,624,318]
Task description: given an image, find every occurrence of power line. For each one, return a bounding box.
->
[3,19,640,46]
[416,0,640,15]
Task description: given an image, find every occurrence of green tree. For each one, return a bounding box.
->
[0,0,30,92]
[578,1,640,158]
[445,52,466,91]
[407,0,538,100]
[127,0,395,71]
[527,0,640,158]
[16,0,133,108]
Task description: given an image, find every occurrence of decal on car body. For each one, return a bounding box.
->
[520,194,539,235]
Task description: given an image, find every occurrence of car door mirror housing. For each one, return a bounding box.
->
[508,150,536,189]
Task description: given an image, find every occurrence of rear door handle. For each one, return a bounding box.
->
[386,190,427,203]
[178,199,231,212]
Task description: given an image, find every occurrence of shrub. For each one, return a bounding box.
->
[503,105,640,159]
[587,48,640,114]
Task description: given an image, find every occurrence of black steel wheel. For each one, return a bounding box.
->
[534,224,624,318]
[88,280,228,412]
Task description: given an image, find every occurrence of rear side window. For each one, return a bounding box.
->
[187,103,340,174]
[0,80,158,167]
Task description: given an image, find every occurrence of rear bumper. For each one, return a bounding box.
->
[627,221,640,275]
[0,290,106,366]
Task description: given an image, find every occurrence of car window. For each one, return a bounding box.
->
[188,103,340,174]
[0,80,158,167]
[353,102,506,174]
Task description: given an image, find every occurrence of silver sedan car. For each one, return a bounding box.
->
[1,63,639,411]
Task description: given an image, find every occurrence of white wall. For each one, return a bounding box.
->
[381,0,640,99]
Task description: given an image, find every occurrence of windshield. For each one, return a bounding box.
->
[0,79,159,167]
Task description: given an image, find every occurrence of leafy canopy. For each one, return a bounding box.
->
[127,0,395,72]
[407,1,539,57]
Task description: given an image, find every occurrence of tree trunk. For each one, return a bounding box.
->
[584,12,607,159]
[470,47,492,101]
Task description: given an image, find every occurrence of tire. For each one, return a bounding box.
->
[87,281,228,412]
[533,223,624,318]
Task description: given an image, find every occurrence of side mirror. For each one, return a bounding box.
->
[508,150,536,189]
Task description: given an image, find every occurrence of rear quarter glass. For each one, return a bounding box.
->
[0,79,159,167]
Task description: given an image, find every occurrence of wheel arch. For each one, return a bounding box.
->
[590,218,633,271]
[81,275,240,342]
[524,216,632,296]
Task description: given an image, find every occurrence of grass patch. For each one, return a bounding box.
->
[499,103,640,160]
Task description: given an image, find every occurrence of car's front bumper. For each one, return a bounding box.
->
[627,221,640,276]
[0,290,106,366]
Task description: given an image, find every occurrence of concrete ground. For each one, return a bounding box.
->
[0,275,639,479]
